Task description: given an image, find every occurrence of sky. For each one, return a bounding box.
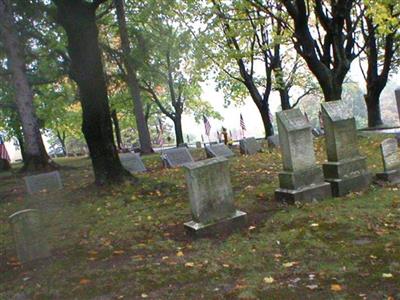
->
[4,66,400,162]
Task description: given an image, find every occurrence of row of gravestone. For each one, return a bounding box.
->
[9,100,400,264]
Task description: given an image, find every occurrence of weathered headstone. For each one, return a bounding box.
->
[275,109,332,203]
[322,100,371,196]
[162,147,194,168]
[396,89,400,124]
[376,138,400,183]
[183,157,247,236]
[119,153,146,173]
[205,143,234,158]
[24,171,63,194]
[9,209,51,263]
[267,135,280,149]
[196,141,202,149]
[239,137,261,155]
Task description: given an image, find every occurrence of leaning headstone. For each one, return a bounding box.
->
[239,137,261,155]
[322,100,371,196]
[162,147,194,168]
[376,138,400,183]
[24,171,63,194]
[119,153,146,173]
[9,209,51,263]
[183,157,247,236]
[205,143,234,158]
[275,109,332,203]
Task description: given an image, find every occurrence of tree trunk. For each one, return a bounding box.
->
[279,87,291,110]
[0,0,54,172]
[114,0,153,154]
[56,130,67,156]
[111,109,122,150]
[260,104,274,138]
[16,131,27,162]
[54,0,129,185]
[365,92,383,128]
[321,78,342,102]
[174,114,184,146]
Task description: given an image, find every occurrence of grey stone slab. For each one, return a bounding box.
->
[380,138,400,172]
[275,109,331,202]
[321,100,371,196]
[24,171,63,194]
[183,157,247,235]
[205,143,234,158]
[239,137,261,155]
[9,209,51,263]
[119,153,146,173]
[162,148,194,168]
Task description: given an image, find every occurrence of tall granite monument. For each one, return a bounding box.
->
[376,138,400,183]
[275,109,332,203]
[321,100,371,196]
[9,209,51,263]
[183,157,247,236]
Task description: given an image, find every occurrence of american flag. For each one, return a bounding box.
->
[203,115,211,136]
[0,136,10,161]
[240,113,246,131]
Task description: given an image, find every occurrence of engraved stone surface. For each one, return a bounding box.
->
[381,138,400,172]
[239,137,261,155]
[321,100,371,196]
[205,143,234,158]
[9,209,51,263]
[183,157,247,235]
[119,153,146,173]
[275,109,331,203]
[162,148,194,168]
[24,171,63,194]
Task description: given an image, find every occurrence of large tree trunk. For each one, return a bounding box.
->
[259,103,274,138]
[56,130,67,156]
[365,91,383,128]
[114,0,153,154]
[173,114,184,146]
[54,0,129,185]
[111,109,122,150]
[278,86,291,110]
[0,0,54,172]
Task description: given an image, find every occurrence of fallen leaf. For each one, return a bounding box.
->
[310,223,319,227]
[79,278,91,285]
[263,276,274,284]
[176,251,184,257]
[185,262,194,267]
[283,261,298,268]
[331,284,342,292]
[113,250,125,255]
[382,273,393,278]
[141,293,148,298]
[306,284,318,290]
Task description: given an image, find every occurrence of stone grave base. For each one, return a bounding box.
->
[184,210,247,237]
[325,173,372,197]
[376,169,400,184]
[275,182,332,204]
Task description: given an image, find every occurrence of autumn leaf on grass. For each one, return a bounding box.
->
[185,262,195,267]
[176,251,184,257]
[79,278,91,285]
[113,250,125,255]
[283,261,298,268]
[263,276,274,284]
[330,284,343,292]
[382,273,393,278]
[306,284,318,290]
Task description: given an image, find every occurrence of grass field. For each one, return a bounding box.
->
[1,135,399,299]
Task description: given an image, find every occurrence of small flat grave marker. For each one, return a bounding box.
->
[205,143,234,158]
[321,100,371,196]
[275,108,331,203]
[183,157,247,236]
[24,171,63,194]
[376,138,400,183]
[9,209,51,263]
[239,137,261,155]
[162,147,194,168]
[119,153,146,173]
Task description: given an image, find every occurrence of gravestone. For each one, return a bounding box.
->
[162,147,194,168]
[183,157,247,236]
[321,100,371,196]
[376,138,400,183]
[119,153,146,173]
[267,135,280,149]
[396,89,400,124]
[205,143,234,158]
[9,209,51,263]
[24,171,63,194]
[196,141,202,149]
[275,109,332,203]
[239,137,261,155]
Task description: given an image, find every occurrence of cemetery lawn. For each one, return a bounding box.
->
[1,135,399,299]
